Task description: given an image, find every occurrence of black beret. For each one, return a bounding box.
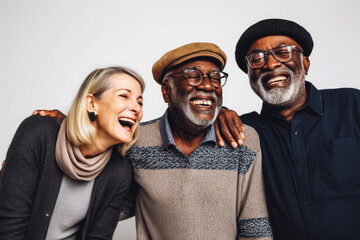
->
[235,18,313,73]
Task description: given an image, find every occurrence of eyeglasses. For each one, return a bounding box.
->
[167,68,228,88]
[245,45,303,69]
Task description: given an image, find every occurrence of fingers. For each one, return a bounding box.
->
[53,110,66,120]
[32,110,50,116]
[32,110,39,115]
[217,113,238,148]
[232,115,245,146]
[32,109,65,119]
[214,119,225,147]
[39,111,49,116]
[222,119,240,148]
[215,108,247,148]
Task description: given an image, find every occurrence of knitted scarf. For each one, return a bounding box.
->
[55,120,112,181]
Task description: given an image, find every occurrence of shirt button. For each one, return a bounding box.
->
[45,213,50,217]
[295,131,298,135]
[303,201,309,206]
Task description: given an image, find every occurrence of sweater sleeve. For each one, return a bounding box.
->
[0,115,59,239]
[237,126,273,240]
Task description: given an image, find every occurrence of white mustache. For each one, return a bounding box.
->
[258,68,294,83]
[186,92,218,102]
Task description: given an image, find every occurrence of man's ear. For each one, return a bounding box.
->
[303,56,310,75]
[161,81,171,103]
[85,94,97,113]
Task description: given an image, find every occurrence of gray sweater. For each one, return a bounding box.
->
[125,111,273,239]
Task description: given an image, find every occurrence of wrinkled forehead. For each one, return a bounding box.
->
[247,35,303,54]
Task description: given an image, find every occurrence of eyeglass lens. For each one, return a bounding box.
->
[186,69,226,88]
[247,45,295,69]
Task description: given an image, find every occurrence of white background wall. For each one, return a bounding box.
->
[1,0,360,239]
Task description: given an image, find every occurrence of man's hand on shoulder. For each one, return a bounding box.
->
[32,109,66,119]
[214,108,245,148]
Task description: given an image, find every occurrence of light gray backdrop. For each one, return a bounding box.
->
[1,0,360,239]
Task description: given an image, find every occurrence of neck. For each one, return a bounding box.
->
[79,136,113,158]
[267,90,307,122]
[168,111,207,157]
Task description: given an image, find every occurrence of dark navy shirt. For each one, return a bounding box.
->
[241,82,360,240]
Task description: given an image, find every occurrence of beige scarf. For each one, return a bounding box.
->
[55,119,112,181]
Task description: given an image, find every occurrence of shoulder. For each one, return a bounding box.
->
[140,117,161,126]
[14,115,61,142]
[320,87,360,100]
[240,111,262,131]
[136,117,162,147]
[242,124,261,154]
[319,88,360,112]
[19,115,61,132]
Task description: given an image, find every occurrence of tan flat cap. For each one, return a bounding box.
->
[152,42,227,84]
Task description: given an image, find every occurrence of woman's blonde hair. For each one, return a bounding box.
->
[66,66,145,156]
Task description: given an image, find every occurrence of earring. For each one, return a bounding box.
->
[88,111,97,122]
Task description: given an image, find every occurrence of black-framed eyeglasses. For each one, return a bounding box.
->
[245,45,303,69]
[166,68,228,88]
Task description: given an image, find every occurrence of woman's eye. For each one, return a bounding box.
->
[119,94,128,99]
[138,101,143,106]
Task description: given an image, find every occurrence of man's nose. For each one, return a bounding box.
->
[197,75,215,91]
[262,54,282,71]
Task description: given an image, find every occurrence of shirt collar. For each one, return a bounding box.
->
[302,81,323,116]
[160,109,216,149]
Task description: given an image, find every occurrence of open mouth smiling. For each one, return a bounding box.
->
[191,99,212,106]
[261,72,290,89]
[267,75,287,85]
[190,98,214,107]
[118,117,135,131]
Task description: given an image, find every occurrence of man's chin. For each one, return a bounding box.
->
[190,117,214,129]
[254,84,289,105]
[261,94,290,106]
[184,112,215,129]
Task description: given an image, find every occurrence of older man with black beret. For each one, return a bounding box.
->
[125,42,273,239]
[217,18,360,240]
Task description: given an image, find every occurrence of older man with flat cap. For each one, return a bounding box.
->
[124,42,272,239]
[217,18,360,240]
[16,42,270,238]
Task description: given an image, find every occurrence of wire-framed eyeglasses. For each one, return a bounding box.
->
[166,68,228,88]
[245,45,303,69]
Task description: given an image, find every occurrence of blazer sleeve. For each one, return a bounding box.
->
[85,156,134,239]
[0,116,49,238]
[85,189,126,239]
[119,179,137,221]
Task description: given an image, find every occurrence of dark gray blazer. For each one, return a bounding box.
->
[0,115,133,239]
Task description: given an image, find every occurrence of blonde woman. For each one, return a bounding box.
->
[0,66,144,239]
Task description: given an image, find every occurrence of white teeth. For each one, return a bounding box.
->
[118,118,135,125]
[267,76,287,84]
[192,99,212,106]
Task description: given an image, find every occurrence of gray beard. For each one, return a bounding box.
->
[168,81,222,129]
[249,68,306,107]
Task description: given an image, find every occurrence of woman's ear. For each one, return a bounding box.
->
[85,94,96,113]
